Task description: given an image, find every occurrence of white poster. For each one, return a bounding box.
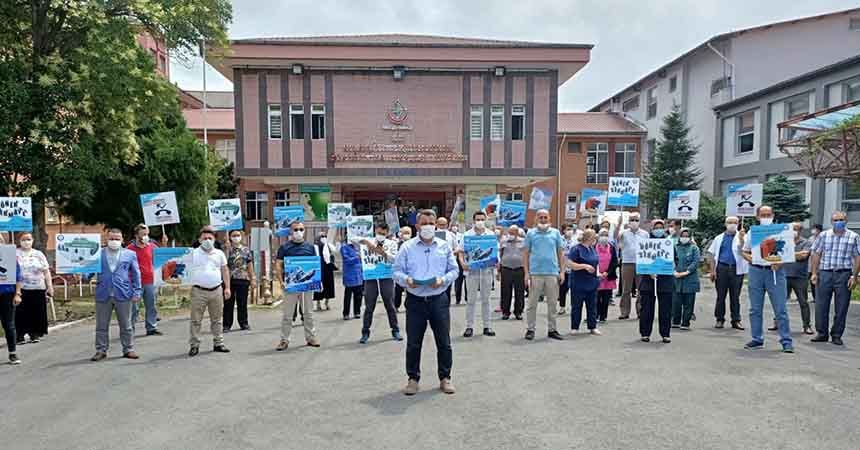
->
[751,224,797,266]
[667,190,701,220]
[726,183,763,218]
[208,198,243,231]
[0,245,16,285]
[347,215,374,240]
[140,191,180,226]
[55,233,102,274]
[528,187,553,211]
[565,202,578,220]
[607,177,640,207]
[327,203,352,229]
[0,197,33,232]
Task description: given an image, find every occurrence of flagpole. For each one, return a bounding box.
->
[202,39,209,198]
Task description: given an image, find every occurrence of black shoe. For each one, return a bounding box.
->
[146,329,163,336]
[392,330,403,341]
[811,335,829,343]
[463,328,474,338]
[515,315,523,320]
[213,345,231,353]
[483,328,496,337]
[354,314,361,319]
[547,331,564,340]
[767,324,778,331]
[240,325,251,331]
[618,315,629,320]
[359,334,369,344]
[832,336,844,346]
[662,337,671,344]
[8,354,21,365]
[501,315,510,320]
[524,330,535,340]
[222,327,231,333]
[188,347,199,357]
[715,321,725,329]
[641,337,650,342]
[731,321,745,331]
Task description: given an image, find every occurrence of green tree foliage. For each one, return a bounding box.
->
[762,174,811,224]
[684,193,728,248]
[641,105,702,219]
[216,162,239,199]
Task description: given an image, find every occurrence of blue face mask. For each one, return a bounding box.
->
[833,220,846,231]
[652,229,665,238]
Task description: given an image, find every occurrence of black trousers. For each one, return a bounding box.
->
[405,292,452,382]
[0,293,17,353]
[394,284,404,310]
[454,266,466,304]
[714,263,743,323]
[500,267,525,317]
[639,290,672,338]
[362,279,399,334]
[597,289,612,321]
[343,285,363,317]
[223,279,250,329]
[558,273,570,308]
[16,289,48,339]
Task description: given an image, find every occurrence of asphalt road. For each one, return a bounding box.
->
[1,283,858,450]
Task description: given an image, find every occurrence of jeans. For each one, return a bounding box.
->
[362,278,399,334]
[95,298,134,353]
[748,266,792,347]
[500,267,525,317]
[639,290,672,338]
[570,290,598,330]
[342,285,363,317]
[465,268,493,329]
[714,263,743,323]
[815,270,852,338]
[596,289,612,321]
[223,279,250,329]
[405,293,452,382]
[672,292,696,327]
[786,276,811,328]
[131,283,158,332]
[0,293,17,353]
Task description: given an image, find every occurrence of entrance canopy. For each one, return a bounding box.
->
[778,100,860,180]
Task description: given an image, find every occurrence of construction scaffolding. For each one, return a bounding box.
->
[778,100,860,181]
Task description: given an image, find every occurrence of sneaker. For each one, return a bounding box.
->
[213,345,231,353]
[715,321,725,329]
[618,315,629,320]
[662,337,671,343]
[782,345,795,353]
[483,328,496,337]
[403,379,420,396]
[514,315,523,320]
[671,324,680,329]
[463,328,474,338]
[30,337,41,343]
[641,337,650,343]
[590,329,602,336]
[359,334,369,344]
[440,378,456,394]
[731,321,745,331]
[547,331,564,340]
[501,315,510,320]
[146,329,164,336]
[569,329,579,336]
[188,347,199,357]
[123,351,140,359]
[802,326,814,335]
[767,323,778,332]
[353,314,361,319]
[679,326,690,331]
[557,307,566,315]
[744,340,764,350]
[306,337,321,347]
[810,335,829,343]
[392,330,403,341]
[222,327,231,333]
[524,330,535,340]
[276,340,289,351]
[91,351,107,362]
[8,354,21,365]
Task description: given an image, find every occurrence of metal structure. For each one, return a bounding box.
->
[778,100,860,180]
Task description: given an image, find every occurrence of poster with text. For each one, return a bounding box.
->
[327,203,352,229]
[299,185,330,222]
[208,198,243,231]
[497,201,527,227]
[750,223,796,266]
[274,206,305,237]
[0,197,33,232]
[726,183,763,217]
[667,190,701,220]
[140,191,180,226]
[347,215,374,240]
[463,234,499,270]
[0,245,16,285]
[153,247,193,285]
[360,244,393,281]
[528,187,553,211]
[580,188,607,217]
[55,233,102,274]
[565,202,578,220]
[607,177,640,207]
[283,256,322,293]
[636,238,675,275]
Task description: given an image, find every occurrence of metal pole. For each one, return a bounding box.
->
[202,40,209,198]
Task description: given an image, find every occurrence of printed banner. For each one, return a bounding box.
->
[565,202,578,220]
[0,197,33,232]
[466,185,497,225]
[299,185,330,222]
[360,244,393,281]
[208,198,243,231]
[283,256,322,293]
[274,206,305,237]
[327,203,352,229]
[463,234,499,270]
[607,177,640,207]
[580,188,607,217]
[636,238,675,275]
[0,245,16,285]
[528,187,553,210]
[153,247,193,285]
[726,183,763,217]
[55,233,102,274]
[140,191,180,226]
[667,190,701,220]
[599,211,631,237]
[497,201,527,227]
[480,194,501,217]
[750,223,796,266]
[347,215,374,240]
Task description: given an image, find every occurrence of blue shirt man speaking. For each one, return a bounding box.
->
[393,209,459,396]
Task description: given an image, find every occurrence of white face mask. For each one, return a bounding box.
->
[629,221,640,230]
[376,234,387,243]
[726,223,738,233]
[20,239,33,250]
[419,225,436,240]
[200,238,214,251]
[231,236,242,244]
[679,237,691,244]
[537,223,549,231]
[107,240,122,250]
[292,230,304,242]
[400,234,412,241]
[474,220,485,230]
[319,237,327,245]
[598,236,609,245]
[139,235,150,245]
[564,230,574,238]
[759,217,773,226]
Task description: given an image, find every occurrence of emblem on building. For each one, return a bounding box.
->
[382,99,412,142]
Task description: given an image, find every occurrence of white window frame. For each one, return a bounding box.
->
[470,106,483,140]
[289,104,304,139]
[511,105,525,140]
[622,95,639,112]
[311,104,325,140]
[736,110,755,155]
[244,192,269,221]
[586,143,609,184]
[843,76,860,103]
[646,87,657,119]
[506,192,524,201]
[614,143,637,177]
[274,190,290,208]
[268,104,282,139]
[214,139,236,165]
[490,105,504,141]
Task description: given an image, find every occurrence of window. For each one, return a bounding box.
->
[245,192,269,221]
[567,142,582,154]
[215,139,236,164]
[736,110,755,154]
[844,76,860,102]
[289,104,304,139]
[646,87,657,119]
[843,181,860,225]
[311,104,325,139]
[669,76,677,93]
[711,77,731,96]
[622,96,639,112]
[566,193,578,204]
[505,192,524,201]
[789,179,807,203]
[785,94,809,120]
[268,104,282,139]
[511,105,525,140]
[470,106,483,140]
[614,143,637,177]
[586,143,609,183]
[850,17,860,30]
[490,105,504,141]
[274,191,290,208]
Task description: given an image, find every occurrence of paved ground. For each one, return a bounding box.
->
[1,281,858,450]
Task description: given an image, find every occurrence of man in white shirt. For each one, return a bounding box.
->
[187,226,231,357]
[458,211,497,338]
[613,212,649,320]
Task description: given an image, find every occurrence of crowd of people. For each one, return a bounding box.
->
[0,207,857,397]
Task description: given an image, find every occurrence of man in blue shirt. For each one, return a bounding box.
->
[393,209,459,396]
[0,235,23,365]
[92,229,142,361]
[275,220,320,351]
[706,216,748,330]
[523,209,566,341]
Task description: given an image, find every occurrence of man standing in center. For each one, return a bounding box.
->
[275,220,321,351]
[706,216,748,330]
[187,226,231,357]
[458,210,496,338]
[614,212,649,320]
[523,209,566,341]
[393,209,459,396]
[92,229,141,361]
[359,222,402,344]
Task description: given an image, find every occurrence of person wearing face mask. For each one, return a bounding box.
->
[771,223,813,335]
[810,211,860,346]
[393,226,412,310]
[808,223,823,303]
[0,233,24,365]
[614,212,649,320]
[185,226,231,357]
[499,225,527,320]
[223,230,255,332]
[275,221,320,351]
[637,220,674,343]
[435,217,459,303]
[523,209,566,341]
[667,220,681,244]
[452,224,467,306]
[458,211,497,338]
[672,228,700,330]
[340,234,365,321]
[359,223,402,343]
[127,224,163,336]
[92,229,142,361]
[15,232,52,344]
[741,206,793,353]
[557,224,578,316]
[313,231,338,312]
[594,229,618,323]
[567,229,602,335]
[706,216,748,330]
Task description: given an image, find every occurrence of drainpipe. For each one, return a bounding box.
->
[557,133,568,224]
[707,41,735,100]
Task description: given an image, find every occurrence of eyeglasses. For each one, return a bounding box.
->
[629,219,640,222]
[294,228,305,232]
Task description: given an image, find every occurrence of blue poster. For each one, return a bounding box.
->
[0,197,33,232]
[607,177,640,207]
[360,244,393,281]
[580,188,607,217]
[750,223,796,266]
[153,247,193,285]
[480,194,500,216]
[635,238,675,275]
[274,206,305,237]
[463,234,499,270]
[497,201,527,227]
[283,256,322,293]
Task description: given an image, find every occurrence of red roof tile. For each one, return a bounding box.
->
[233,33,591,49]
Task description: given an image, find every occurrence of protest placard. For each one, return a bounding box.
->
[750,223,796,266]
[636,238,675,275]
[463,234,499,270]
[607,177,640,207]
[208,198,243,231]
[667,190,701,220]
[0,197,33,232]
[140,192,180,226]
[726,183,763,217]
[497,201,527,227]
[274,206,305,237]
[55,234,102,274]
[580,188,607,217]
[283,256,322,293]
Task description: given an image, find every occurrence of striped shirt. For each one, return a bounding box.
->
[811,229,860,271]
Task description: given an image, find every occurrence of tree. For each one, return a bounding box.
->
[216,162,239,199]
[762,174,811,224]
[684,193,728,249]
[641,105,703,219]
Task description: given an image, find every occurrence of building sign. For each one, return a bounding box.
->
[383,99,412,142]
[332,144,465,163]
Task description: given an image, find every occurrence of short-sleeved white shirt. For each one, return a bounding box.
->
[186,247,227,288]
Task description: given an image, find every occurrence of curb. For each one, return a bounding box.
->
[0,317,94,350]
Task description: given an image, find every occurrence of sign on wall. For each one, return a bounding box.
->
[0,197,33,232]
[726,183,763,217]
[55,233,102,274]
[140,192,180,226]
[750,223,796,266]
[636,238,675,275]
[208,198,243,231]
[607,177,640,207]
[667,190,701,220]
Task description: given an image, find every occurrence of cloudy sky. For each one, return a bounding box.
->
[171,0,856,111]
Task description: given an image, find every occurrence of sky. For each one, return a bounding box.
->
[170,0,857,111]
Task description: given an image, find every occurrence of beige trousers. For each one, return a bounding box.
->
[281,292,316,343]
[189,287,224,347]
[527,275,559,333]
